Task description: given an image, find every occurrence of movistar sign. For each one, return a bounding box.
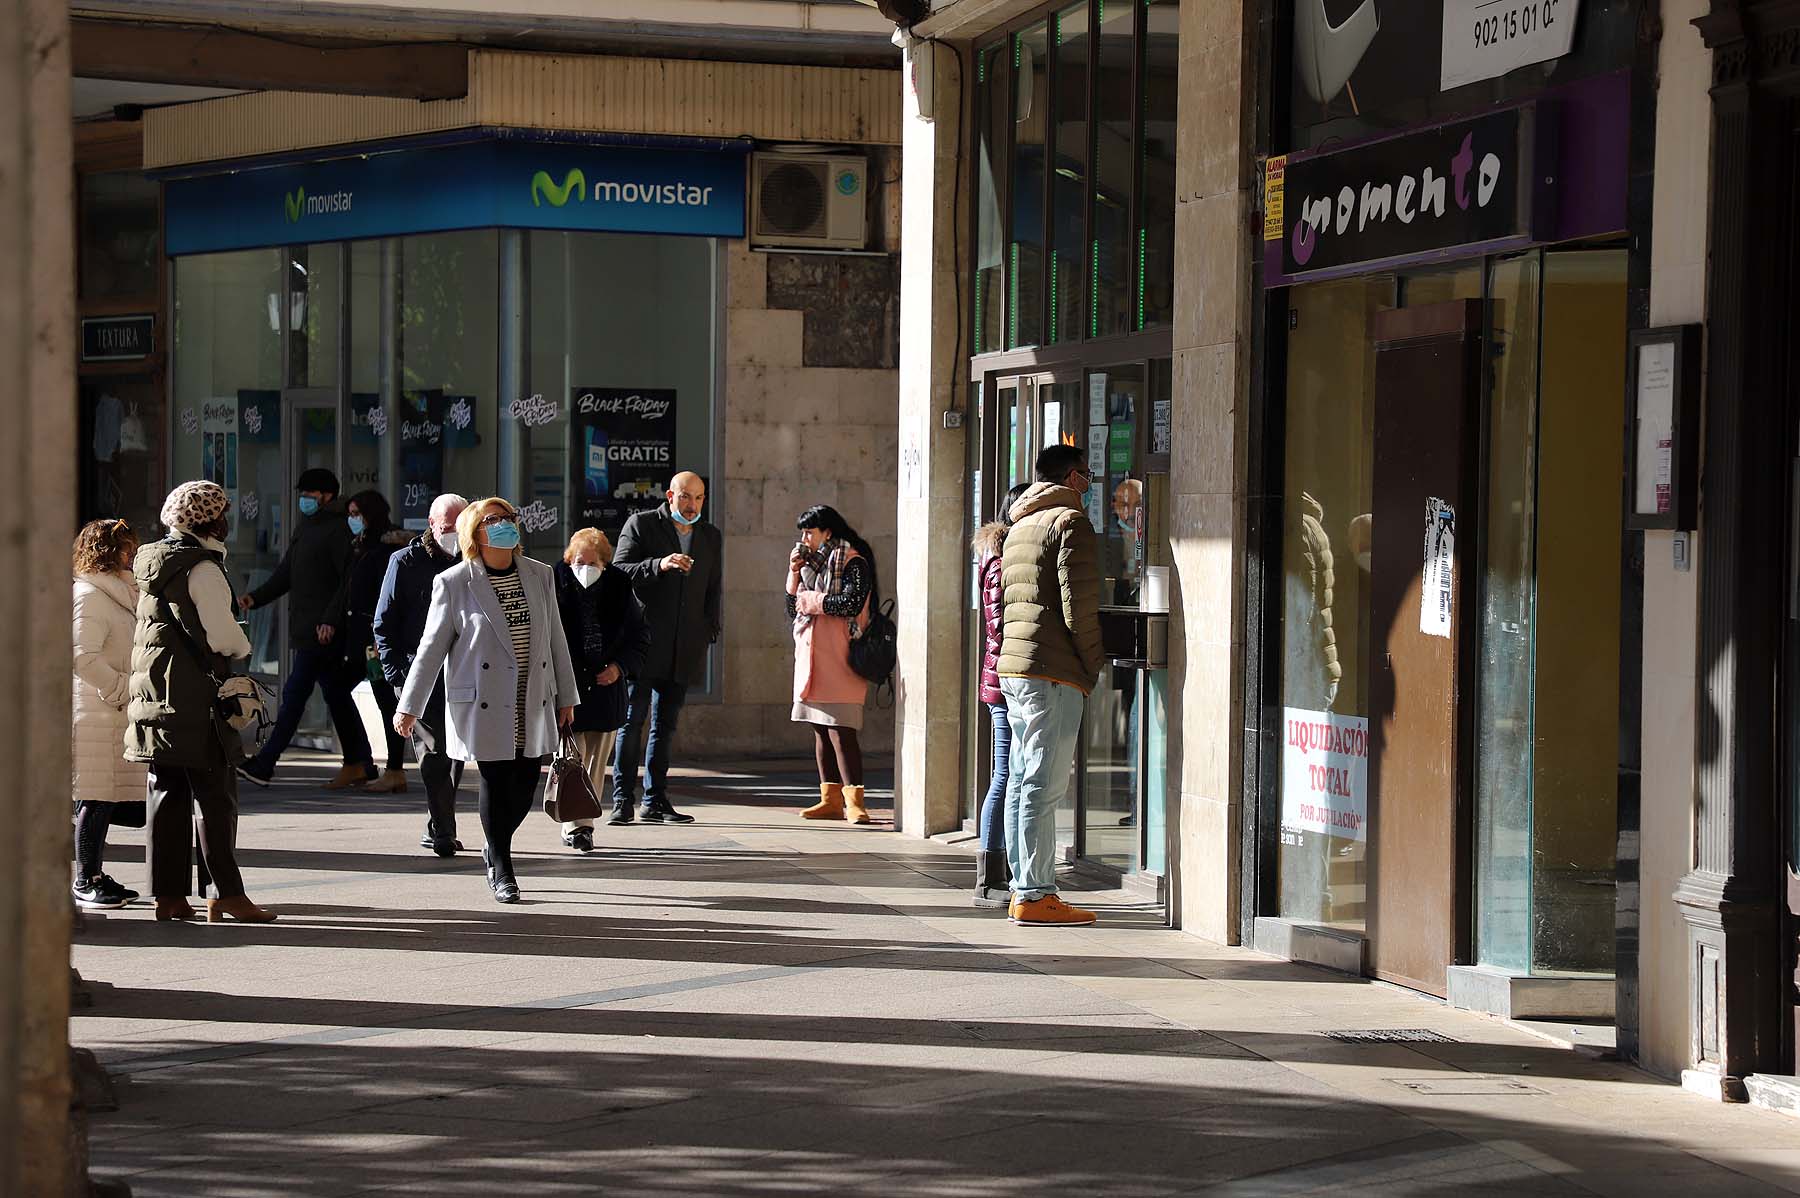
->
[284,188,354,223]
[166,139,748,255]
[532,169,584,207]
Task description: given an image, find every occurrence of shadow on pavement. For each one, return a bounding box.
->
[84,1034,1764,1197]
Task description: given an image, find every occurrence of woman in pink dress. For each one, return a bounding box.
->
[787,505,876,825]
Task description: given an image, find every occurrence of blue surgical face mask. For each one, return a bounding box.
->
[298,495,321,517]
[347,516,366,536]
[669,503,700,527]
[484,520,522,550]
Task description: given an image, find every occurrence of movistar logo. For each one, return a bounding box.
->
[532,169,586,207]
[283,187,352,222]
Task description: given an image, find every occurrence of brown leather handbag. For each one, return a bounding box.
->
[542,735,603,823]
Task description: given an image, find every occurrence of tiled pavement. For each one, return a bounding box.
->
[71,752,1800,1196]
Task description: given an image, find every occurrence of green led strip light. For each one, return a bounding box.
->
[1050,254,1059,341]
[1091,241,1101,338]
[1009,242,1019,347]
[1013,33,1021,68]
[974,271,984,354]
[1137,227,1147,330]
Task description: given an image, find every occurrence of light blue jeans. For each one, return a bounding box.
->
[999,675,1086,902]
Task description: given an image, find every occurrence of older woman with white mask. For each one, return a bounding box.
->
[395,497,579,903]
[551,528,649,854]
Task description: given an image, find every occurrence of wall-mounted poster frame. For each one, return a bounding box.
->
[1624,323,1701,531]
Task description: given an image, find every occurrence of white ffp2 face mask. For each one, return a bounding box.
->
[573,563,601,588]
[434,530,460,556]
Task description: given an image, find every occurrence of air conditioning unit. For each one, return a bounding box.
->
[750,153,868,250]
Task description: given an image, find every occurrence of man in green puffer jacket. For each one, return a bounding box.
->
[996,443,1106,928]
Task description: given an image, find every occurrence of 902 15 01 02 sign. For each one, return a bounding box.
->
[1441,0,1579,91]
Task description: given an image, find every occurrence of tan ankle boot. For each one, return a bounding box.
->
[325,763,374,790]
[844,785,870,825]
[802,782,845,820]
[207,896,277,923]
[363,769,408,794]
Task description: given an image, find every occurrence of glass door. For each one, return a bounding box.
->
[965,371,1080,842]
[1081,365,1145,871]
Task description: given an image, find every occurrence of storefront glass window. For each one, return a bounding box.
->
[974,2,1175,349]
[1474,253,1543,973]
[1276,275,1390,930]
[345,240,386,505]
[287,243,341,390]
[1475,248,1624,975]
[1050,2,1090,344]
[1092,0,1137,339]
[1011,22,1051,348]
[395,230,498,527]
[171,248,285,672]
[975,45,1009,356]
[526,231,716,558]
[1140,0,1178,329]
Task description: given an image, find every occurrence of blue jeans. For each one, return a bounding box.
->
[251,644,373,776]
[999,675,1086,902]
[980,702,1011,853]
[612,678,689,806]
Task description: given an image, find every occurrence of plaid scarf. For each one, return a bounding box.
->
[794,541,851,634]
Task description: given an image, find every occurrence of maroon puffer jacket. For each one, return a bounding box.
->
[979,552,1005,705]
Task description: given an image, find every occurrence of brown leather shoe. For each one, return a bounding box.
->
[154,897,197,921]
[362,769,408,794]
[207,896,277,923]
[325,763,376,790]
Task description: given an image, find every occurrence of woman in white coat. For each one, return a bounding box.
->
[395,497,579,903]
[71,519,150,909]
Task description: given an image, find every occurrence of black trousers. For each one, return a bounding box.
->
[410,688,465,843]
[73,799,146,881]
[477,753,545,879]
[146,750,245,900]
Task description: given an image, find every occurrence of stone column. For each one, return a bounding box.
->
[894,40,969,836]
[1165,1,1255,943]
[1676,4,1793,1100]
[0,0,76,1191]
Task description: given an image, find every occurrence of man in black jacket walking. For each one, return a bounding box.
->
[373,492,468,855]
[237,468,372,788]
[608,471,723,825]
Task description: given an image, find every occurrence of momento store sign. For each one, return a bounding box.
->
[1264,103,1556,285]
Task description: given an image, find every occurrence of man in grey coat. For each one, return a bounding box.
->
[607,470,723,825]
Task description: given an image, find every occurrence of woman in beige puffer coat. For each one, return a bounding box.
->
[72,519,149,909]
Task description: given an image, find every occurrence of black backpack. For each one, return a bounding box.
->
[848,578,898,691]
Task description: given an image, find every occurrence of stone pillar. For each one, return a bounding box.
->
[1676,4,1793,1100]
[0,0,76,1190]
[894,40,968,837]
[1165,0,1255,943]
